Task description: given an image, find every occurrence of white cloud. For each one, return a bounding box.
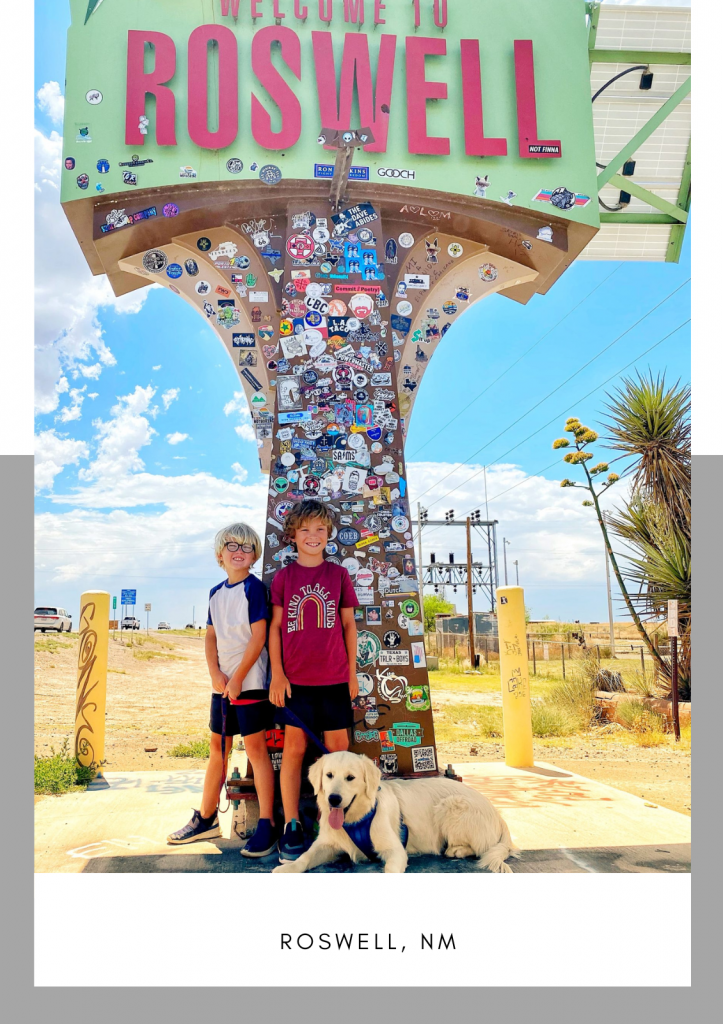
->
[224,391,255,443]
[35,430,89,492]
[56,386,87,423]
[79,384,157,481]
[36,81,65,124]
[162,388,180,411]
[235,423,256,442]
[167,432,189,445]
[231,462,248,483]
[152,365,162,371]
[88,393,99,400]
[34,106,152,416]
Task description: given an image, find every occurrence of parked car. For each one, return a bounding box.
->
[34,606,72,632]
[121,616,141,631]
[157,621,171,630]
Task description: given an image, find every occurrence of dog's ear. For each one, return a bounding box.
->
[307,756,325,796]
[361,755,382,804]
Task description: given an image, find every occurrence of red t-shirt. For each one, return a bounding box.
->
[270,560,357,686]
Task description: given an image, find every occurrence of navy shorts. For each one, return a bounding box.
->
[209,693,275,738]
[282,682,354,737]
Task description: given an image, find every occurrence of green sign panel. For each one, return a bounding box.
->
[62,0,597,227]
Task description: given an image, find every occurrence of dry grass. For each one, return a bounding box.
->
[132,649,188,662]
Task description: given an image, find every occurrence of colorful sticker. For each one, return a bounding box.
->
[357,630,382,668]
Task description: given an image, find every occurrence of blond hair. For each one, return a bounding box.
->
[214,522,262,567]
[283,499,334,540]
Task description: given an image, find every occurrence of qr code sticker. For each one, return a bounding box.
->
[411,746,436,773]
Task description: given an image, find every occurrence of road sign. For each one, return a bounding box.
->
[144,603,152,612]
[667,600,679,637]
[121,589,136,605]
[112,596,117,610]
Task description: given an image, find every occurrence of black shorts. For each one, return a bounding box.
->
[282,682,354,738]
[209,693,275,738]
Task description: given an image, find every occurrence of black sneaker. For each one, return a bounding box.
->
[278,819,307,862]
[240,819,280,858]
[167,809,221,845]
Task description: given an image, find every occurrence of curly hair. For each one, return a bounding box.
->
[283,499,335,540]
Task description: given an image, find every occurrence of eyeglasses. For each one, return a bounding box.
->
[225,542,255,553]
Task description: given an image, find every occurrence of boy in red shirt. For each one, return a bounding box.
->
[269,499,359,862]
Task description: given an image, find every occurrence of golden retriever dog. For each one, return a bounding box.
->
[272,751,519,874]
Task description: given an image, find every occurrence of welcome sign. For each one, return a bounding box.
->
[62,0,597,225]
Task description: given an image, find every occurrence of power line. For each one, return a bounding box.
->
[412,317,690,525]
[408,263,624,458]
[408,279,690,507]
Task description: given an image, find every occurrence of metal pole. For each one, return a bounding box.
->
[417,503,425,636]
[484,636,488,664]
[483,465,489,520]
[671,634,680,741]
[466,517,475,669]
[640,646,645,676]
[492,522,499,592]
[561,642,566,679]
[532,640,536,676]
[503,537,509,586]
[486,522,494,613]
[604,545,617,658]
[514,560,519,586]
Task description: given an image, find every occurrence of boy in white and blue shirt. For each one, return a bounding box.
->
[168,522,279,856]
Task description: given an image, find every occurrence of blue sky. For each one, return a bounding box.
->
[34,0,691,627]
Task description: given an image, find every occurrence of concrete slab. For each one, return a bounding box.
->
[34,760,691,874]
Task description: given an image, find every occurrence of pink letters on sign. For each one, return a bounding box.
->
[252,27,302,149]
[312,31,396,153]
[188,25,238,149]
[405,37,449,156]
[460,39,507,157]
[514,39,562,158]
[125,31,177,146]
[294,1,309,18]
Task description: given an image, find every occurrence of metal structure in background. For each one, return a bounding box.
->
[582,2,691,262]
[416,509,499,615]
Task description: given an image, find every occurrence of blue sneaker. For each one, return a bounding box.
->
[241,819,280,858]
[167,809,221,845]
[278,819,307,861]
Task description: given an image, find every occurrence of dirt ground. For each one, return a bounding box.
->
[35,631,691,815]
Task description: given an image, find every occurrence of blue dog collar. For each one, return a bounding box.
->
[341,790,408,861]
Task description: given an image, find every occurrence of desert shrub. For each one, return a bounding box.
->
[168,738,211,758]
[531,704,581,737]
[615,700,668,746]
[34,737,96,794]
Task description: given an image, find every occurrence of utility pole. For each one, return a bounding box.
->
[514,560,519,586]
[417,503,425,635]
[604,544,617,658]
[466,517,475,669]
[503,537,510,586]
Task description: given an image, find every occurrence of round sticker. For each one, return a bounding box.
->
[400,598,420,618]
[195,280,211,295]
[338,525,361,546]
[197,237,212,251]
[305,310,323,328]
[64,157,75,170]
[259,164,282,185]
[348,434,364,450]
[353,373,369,388]
[320,261,332,274]
[184,259,199,276]
[303,369,318,385]
[166,263,183,279]
[478,262,498,282]
[399,232,415,248]
[346,317,361,332]
[233,255,250,270]
[349,294,373,318]
[442,301,458,315]
[76,174,89,190]
[86,89,103,104]
[280,452,296,467]
[357,569,375,589]
[163,203,179,218]
[142,249,168,273]
[96,159,109,174]
[383,630,401,648]
[279,319,294,336]
[327,299,347,316]
[250,393,267,408]
[274,499,296,524]
[286,234,315,260]
[357,227,374,243]
[312,225,330,244]
[371,442,383,454]
[305,282,324,300]
[357,673,374,696]
[396,300,413,317]
[448,242,464,258]
[226,158,243,173]
[274,477,289,493]
[325,541,339,555]
[392,515,409,532]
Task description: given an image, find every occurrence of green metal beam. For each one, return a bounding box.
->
[590,50,690,65]
[597,76,691,189]
[586,2,601,50]
[607,173,688,222]
[599,213,680,224]
[666,139,692,263]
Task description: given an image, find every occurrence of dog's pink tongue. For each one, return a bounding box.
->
[328,807,345,830]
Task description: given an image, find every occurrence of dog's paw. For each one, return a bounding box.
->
[272,861,300,874]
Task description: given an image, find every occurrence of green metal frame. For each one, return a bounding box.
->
[586,4,691,262]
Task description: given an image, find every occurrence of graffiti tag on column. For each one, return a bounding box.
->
[506,666,528,698]
[504,636,522,656]
[75,601,99,767]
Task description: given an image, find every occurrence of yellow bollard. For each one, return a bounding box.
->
[74,591,110,776]
[496,586,534,768]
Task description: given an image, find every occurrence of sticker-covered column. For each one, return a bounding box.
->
[261,200,439,779]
